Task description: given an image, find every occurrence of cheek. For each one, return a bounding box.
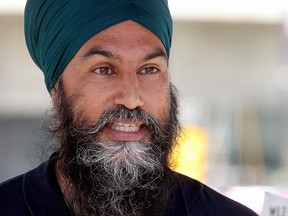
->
[61,67,111,123]
[70,82,112,124]
[143,82,170,119]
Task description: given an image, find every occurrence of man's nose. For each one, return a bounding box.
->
[113,72,144,110]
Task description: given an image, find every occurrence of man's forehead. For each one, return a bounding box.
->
[79,47,167,63]
[76,21,168,63]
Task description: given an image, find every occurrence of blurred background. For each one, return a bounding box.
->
[1,0,288,214]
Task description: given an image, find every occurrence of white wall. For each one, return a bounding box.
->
[0,15,50,117]
[170,21,282,114]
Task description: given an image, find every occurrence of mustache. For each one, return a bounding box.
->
[71,106,165,137]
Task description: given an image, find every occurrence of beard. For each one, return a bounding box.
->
[44,79,181,216]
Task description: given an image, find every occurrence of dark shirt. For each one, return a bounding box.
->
[0,159,258,216]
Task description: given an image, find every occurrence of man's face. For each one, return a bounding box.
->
[52,20,170,143]
[49,20,179,216]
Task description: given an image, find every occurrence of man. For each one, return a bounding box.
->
[0,0,258,215]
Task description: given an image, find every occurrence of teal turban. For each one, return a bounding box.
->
[24,0,173,93]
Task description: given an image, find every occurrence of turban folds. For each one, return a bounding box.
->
[24,0,173,92]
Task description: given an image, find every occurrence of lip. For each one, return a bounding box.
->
[103,122,147,141]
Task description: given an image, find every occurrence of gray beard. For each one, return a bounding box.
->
[75,139,164,216]
[57,106,177,216]
[45,80,181,216]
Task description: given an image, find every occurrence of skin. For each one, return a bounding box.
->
[51,20,171,142]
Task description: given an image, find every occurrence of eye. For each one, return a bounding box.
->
[93,67,114,75]
[139,66,160,75]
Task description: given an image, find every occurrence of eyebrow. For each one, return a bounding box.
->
[81,47,167,62]
[144,48,167,61]
[82,47,120,60]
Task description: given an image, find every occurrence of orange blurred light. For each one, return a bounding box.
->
[170,126,209,182]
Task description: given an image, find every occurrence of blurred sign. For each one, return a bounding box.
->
[262,192,288,216]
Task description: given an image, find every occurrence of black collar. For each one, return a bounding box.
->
[23,157,72,216]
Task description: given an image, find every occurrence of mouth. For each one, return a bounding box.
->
[110,122,141,132]
[103,121,147,141]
